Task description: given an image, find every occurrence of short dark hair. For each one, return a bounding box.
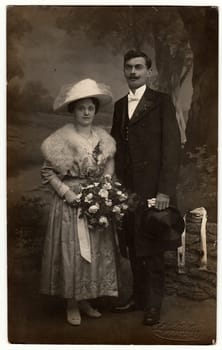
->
[68,97,100,114]
[124,50,152,69]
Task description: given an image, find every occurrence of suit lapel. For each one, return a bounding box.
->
[129,87,159,126]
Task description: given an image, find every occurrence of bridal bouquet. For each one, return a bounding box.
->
[72,175,129,229]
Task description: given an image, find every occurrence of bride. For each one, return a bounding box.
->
[40,79,119,325]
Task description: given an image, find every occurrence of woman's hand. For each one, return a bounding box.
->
[64,189,77,205]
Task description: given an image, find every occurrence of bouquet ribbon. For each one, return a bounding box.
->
[77,208,91,263]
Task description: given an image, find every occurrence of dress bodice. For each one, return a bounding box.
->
[67,130,106,179]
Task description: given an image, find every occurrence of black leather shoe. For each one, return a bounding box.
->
[143,308,160,326]
[112,299,137,313]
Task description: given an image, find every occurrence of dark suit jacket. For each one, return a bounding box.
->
[111,87,181,256]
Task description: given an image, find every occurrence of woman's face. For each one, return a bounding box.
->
[73,98,96,127]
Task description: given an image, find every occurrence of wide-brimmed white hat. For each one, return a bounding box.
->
[53,78,113,112]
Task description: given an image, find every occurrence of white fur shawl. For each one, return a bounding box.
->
[41,123,116,175]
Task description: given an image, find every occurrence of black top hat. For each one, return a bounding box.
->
[141,206,185,241]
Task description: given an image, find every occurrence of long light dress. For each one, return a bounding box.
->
[40,127,119,300]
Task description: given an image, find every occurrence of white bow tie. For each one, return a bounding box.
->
[128,94,139,102]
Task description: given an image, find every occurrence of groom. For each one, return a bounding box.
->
[111,50,181,325]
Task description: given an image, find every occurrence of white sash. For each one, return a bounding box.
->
[77,208,91,263]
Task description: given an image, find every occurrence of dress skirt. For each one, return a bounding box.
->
[40,192,119,300]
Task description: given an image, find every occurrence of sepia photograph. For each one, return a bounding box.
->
[6,4,218,346]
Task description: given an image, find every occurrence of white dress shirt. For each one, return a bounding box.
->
[128,84,146,119]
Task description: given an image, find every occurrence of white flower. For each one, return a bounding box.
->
[103,182,112,190]
[121,203,128,210]
[98,189,109,198]
[88,203,100,213]
[99,216,109,227]
[94,182,100,187]
[114,181,122,187]
[85,184,94,189]
[105,199,113,207]
[112,205,121,214]
[117,190,123,196]
[85,193,93,203]
[97,154,103,164]
[120,193,128,201]
[75,193,82,203]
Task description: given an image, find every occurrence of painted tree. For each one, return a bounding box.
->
[56,6,217,152]
[56,6,191,92]
[7,7,54,116]
[178,7,218,153]
[7,7,32,81]
[56,6,192,145]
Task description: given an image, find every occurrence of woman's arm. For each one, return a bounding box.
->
[41,161,76,204]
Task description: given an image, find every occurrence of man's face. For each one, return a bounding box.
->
[124,57,151,90]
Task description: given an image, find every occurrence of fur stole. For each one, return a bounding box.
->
[41,123,116,175]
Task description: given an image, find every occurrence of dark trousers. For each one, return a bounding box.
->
[129,248,165,310]
[126,214,165,311]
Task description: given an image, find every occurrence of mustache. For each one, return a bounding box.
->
[129,75,139,79]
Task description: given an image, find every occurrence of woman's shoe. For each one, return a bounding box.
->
[67,299,81,326]
[79,300,102,318]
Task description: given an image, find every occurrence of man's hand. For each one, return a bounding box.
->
[155,192,170,210]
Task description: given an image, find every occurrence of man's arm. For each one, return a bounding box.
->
[155,94,181,209]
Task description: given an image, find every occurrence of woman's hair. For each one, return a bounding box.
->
[67,97,100,114]
[124,49,152,69]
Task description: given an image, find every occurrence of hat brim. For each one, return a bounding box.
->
[142,207,185,239]
[53,93,112,113]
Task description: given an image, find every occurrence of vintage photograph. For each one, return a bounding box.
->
[7,5,218,345]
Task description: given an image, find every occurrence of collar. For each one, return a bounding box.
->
[128,84,146,99]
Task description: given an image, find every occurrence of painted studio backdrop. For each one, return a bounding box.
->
[7,6,218,345]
